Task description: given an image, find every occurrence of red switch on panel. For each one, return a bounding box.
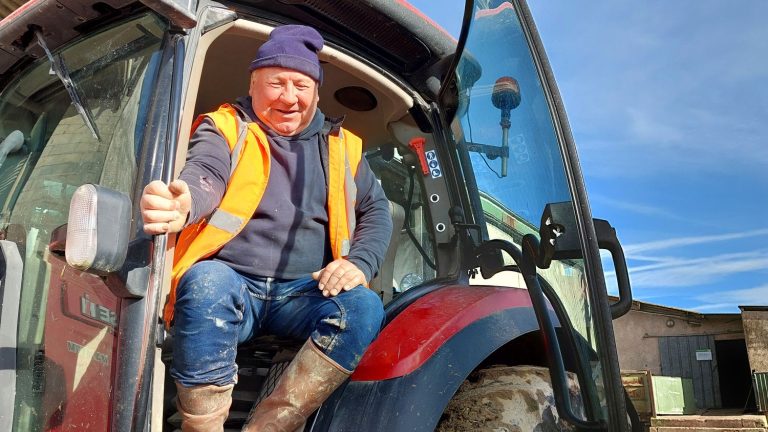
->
[409,137,429,175]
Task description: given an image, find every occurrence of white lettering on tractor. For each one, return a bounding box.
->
[80,294,117,327]
[67,340,109,365]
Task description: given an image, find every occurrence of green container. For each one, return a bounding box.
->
[754,372,768,413]
[651,376,697,415]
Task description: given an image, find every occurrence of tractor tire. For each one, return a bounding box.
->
[436,365,584,432]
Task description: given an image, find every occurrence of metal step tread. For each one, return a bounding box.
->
[649,428,767,432]
[651,415,768,428]
[233,389,261,402]
[172,430,241,432]
[167,409,249,426]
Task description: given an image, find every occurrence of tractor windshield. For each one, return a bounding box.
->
[0,13,166,430]
[449,2,609,421]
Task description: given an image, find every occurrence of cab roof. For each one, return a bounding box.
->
[0,0,459,99]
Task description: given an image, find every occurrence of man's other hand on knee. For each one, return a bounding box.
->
[312,259,366,297]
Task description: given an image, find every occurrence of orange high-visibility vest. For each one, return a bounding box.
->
[163,104,362,325]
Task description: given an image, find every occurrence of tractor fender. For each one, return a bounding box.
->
[312,285,547,431]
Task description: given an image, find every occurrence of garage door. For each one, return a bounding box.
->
[659,335,721,409]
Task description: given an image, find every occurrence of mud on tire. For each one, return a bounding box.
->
[436,365,584,432]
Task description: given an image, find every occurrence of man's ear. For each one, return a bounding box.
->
[248,71,258,97]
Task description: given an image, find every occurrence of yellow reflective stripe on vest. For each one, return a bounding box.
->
[207,208,243,233]
[342,132,357,256]
[229,113,248,177]
[341,129,362,245]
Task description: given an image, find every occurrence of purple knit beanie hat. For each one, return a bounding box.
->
[249,25,324,84]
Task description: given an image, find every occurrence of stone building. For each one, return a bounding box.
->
[613,298,766,412]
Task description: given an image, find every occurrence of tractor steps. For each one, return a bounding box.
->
[649,414,768,432]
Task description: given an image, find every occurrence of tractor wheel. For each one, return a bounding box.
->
[436,365,584,432]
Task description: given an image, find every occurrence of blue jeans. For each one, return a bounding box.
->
[170,260,385,387]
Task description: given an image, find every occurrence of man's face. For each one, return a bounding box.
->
[249,67,319,136]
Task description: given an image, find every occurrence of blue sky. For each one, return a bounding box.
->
[409,0,768,313]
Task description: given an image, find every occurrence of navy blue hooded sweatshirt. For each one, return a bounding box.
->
[178,97,392,282]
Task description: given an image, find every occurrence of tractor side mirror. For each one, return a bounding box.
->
[538,202,633,319]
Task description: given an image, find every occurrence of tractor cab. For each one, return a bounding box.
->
[0,0,637,430]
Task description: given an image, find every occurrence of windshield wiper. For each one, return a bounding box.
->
[35,30,101,141]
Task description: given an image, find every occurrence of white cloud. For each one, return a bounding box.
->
[602,230,768,294]
[532,1,768,180]
[625,255,679,263]
[690,303,740,312]
[601,231,768,308]
[627,250,768,289]
[591,194,686,221]
[629,250,763,272]
[623,228,768,255]
[625,107,684,145]
[697,284,768,304]
[691,284,768,312]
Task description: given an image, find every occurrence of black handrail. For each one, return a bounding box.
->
[477,238,605,430]
[593,219,633,319]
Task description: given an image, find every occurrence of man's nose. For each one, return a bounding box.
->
[279,84,298,104]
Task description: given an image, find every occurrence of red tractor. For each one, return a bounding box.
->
[0,0,639,430]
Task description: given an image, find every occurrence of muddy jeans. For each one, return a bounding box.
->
[170,260,385,387]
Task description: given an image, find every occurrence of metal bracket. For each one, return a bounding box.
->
[462,141,509,159]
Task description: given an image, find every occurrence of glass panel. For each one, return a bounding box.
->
[448,2,607,419]
[0,14,166,431]
[368,147,437,296]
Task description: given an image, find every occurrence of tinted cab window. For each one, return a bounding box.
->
[0,14,165,430]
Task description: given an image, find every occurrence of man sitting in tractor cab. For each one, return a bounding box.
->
[140,25,392,432]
